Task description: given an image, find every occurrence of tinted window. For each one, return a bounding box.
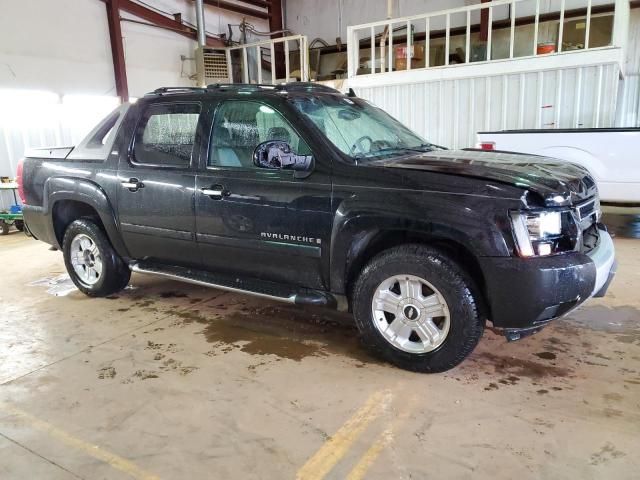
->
[209,101,310,168]
[134,103,201,166]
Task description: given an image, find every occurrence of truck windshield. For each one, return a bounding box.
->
[290,94,437,161]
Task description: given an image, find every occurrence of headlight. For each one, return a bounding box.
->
[510,210,576,257]
[526,211,562,239]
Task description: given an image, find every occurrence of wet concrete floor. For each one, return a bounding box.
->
[603,206,640,239]
[0,214,639,479]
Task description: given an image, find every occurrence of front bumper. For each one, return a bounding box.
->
[478,226,616,332]
[589,228,617,297]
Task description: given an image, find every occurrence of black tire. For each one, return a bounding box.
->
[62,219,131,297]
[14,220,24,231]
[0,220,9,235]
[352,244,484,373]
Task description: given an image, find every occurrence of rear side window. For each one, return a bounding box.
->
[133,103,201,166]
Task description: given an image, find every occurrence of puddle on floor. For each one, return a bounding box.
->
[564,305,640,345]
[567,305,640,331]
[28,273,77,297]
[28,274,140,298]
[174,303,376,364]
[474,351,572,379]
[602,212,640,239]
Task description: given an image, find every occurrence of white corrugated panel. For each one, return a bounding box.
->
[616,8,640,127]
[617,74,640,127]
[355,63,620,149]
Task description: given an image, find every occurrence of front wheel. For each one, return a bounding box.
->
[62,219,131,297]
[352,245,484,373]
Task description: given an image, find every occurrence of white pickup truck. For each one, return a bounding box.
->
[476,128,640,204]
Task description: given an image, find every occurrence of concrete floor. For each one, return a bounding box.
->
[0,215,639,480]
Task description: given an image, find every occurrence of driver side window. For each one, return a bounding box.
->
[209,100,310,168]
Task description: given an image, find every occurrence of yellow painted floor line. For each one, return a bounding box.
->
[296,389,393,480]
[345,394,418,480]
[0,402,161,480]
[344,427,394,480]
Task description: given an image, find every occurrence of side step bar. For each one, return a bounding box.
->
[130,262,345,310]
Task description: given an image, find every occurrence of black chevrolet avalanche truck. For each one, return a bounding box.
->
[18,83,616,373]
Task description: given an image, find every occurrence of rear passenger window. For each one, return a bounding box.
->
[133,103,201,166]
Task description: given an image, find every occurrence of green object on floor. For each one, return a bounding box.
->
[0,212,24,235]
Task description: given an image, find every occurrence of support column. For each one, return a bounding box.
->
[105,0,129,102]
[268,0,286,81]
[479,0,491,42]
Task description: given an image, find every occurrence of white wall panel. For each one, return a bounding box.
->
[0,0,268,98]
[354,62,621,150]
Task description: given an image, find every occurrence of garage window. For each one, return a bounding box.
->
[134,103,201,167]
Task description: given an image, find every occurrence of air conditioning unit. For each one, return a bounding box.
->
[195,46,230,86]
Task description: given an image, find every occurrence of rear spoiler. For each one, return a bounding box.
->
[24,146,74,159]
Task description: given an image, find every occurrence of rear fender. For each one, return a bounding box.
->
[44,177,129,258]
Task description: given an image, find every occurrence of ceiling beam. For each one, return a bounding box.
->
[238,0,271,8]
[116,0,224,46]
[104,0,129,102]
[201,0,270,20]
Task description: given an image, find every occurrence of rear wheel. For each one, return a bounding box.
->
[62,219,130,297]
[14,220,24,231]
[0,220,9,235]
[352,245,484,373]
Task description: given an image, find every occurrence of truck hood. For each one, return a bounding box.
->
[374,149,597,206]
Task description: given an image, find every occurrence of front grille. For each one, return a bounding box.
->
[575,197,601,254]
[576,198,599,223]
[581,223,600,253]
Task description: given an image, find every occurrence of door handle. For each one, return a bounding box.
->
[122,178,144,192]
[201,185,226,199]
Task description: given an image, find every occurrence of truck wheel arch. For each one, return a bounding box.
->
[45,178,129,258]
[332,221,490,321]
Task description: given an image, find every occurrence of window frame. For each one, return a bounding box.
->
[205,98,313,173]
[129,101,203,170]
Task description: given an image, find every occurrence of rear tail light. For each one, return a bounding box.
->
[478,142,495,151]
[16,158,26,204]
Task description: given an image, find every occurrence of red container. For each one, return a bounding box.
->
[537,43,556,55]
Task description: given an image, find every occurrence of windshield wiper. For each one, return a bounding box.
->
[369,145,435,156]
[354,144,445,162]
[418,142,447,150]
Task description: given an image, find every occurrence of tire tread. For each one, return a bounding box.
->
[62,219,130,297]
[352,244,484,373]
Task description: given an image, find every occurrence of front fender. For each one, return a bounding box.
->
[44,177,129,257]
[329,191,512,294]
